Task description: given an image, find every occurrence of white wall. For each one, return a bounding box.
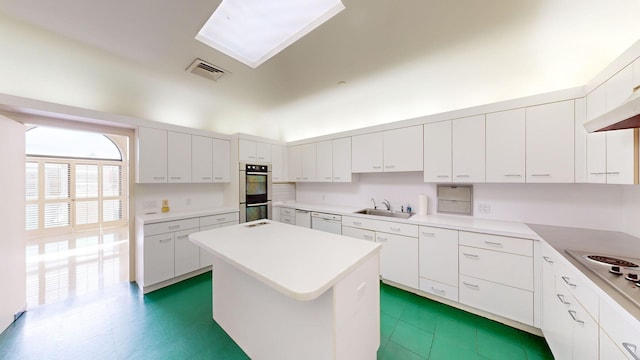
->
[134,183,226,215]
[0,115,26,333]
[622,185,640,238]
[296,172,629,232]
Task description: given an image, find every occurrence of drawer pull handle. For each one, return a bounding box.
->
[531,174,551,177]
[353,221,362,226]
[334,177,341,180]
[421,232,435,237]
[169,225,180,229]
[202,177,211,180]
[153,176,166,180]
[177,235,188,240]
[567,310,584,325]
[456,174,470,178]
[484,241,503,247]
[390,227,401,232]
[623,343,640,360]
[561,276,577,288]
[556,294,570,305]
[216,218,225,222]
[463,282,479,289]
[607,171,620,175]
[542,256,554,263]
[214,177,224,180]
[436,175,450,178]
[504,174,521,177]
[463,253,479,259]
[431,287,446,295]
[377,237,388,242]
[385,165,395,169]
[372,166,382,169]
[159,238,172,243]
[363,235,373,240]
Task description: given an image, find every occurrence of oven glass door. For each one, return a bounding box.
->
[246,203,269,222]
[246,173,268,204]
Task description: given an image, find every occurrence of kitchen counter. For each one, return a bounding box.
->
[528,223,640,321]
[189,220,381,359]
[137,207,238,224]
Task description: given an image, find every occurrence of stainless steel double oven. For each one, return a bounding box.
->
[239,163,272,223]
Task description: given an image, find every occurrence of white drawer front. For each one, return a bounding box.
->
[200,212,239,227]
[420,278,458,302]
[341,226,375,242]
[144,217,200,236]
[280,207,296,217]
[459,275,533,326]
[459,231,532,256]
[280,215,295,225]
[555,265,599,320]
[342,216,378,231]
[459,246,533,291]
[373,220,418,237]
[600,301,640,360]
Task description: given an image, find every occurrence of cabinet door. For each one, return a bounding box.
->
[383,125,423,172]
[541,249,572,360]
[569,299,599,360]
[288,145,303,181]
[586,85,607,183]
[453,115,485,183]
[332,137,352,182]
[352,132,383,173]
[301,143,317,182]
[424,121,452,182]
[144,233,174,285]
[341,226,375,242]
[316,140,333,182]
[212,138,230,182]
[167,131,191,183]
[192,135,213,183]
[599,328,629,360]
[137,127,167,183]
[486,109,525,182]
[376,232,418,289]
[174,228,200,276]
[238,139,257,162]
[271,144,284,182]
[419,226,458,287]
[606,129,636,184]
[526,100,575,183]
[256,142,272,163]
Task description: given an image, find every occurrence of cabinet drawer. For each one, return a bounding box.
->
[419,278,458,302]
[342,216,378,231]
[280,215,295,225]
[341,226,375,242]
[280,207,296,217]
[459,275,533,326]
[600,300,640,360]
[200,212,239,227]
[373,220,418,237]
[144,218,200,236]
[459,246,533,291]
[555,263,599,320]
[459,231,532,256]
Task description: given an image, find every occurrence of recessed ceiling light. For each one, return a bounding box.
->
[196,0,345,69]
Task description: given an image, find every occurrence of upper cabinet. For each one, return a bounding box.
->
[332,137,352,182]
[271,144,285,182]
[424,121,452,183]
[137,127,168,183]
[526,100,575,183]
[352,125,423,174]
[211,138,230,183]
[452,115,485,183]
[316,140,333,182]
[288,145,303,182]
[192,135,213,183]
[301,143,317,182]
[486,109,525,183]
[167,132,191,183]
[239,139,272,163]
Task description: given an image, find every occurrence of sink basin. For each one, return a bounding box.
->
[354,208,412,219]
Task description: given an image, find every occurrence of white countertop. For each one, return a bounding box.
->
[189,220,381,301]
[136,207,239,224]
[275,201,541,239]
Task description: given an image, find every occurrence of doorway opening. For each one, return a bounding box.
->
[24,126,130,308]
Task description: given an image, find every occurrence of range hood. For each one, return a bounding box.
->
[584,86,640,132]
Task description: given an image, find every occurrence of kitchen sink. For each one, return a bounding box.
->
[354,208,412,219]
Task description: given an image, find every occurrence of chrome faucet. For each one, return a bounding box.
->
[382,199,391,211]
[371,198,377,209]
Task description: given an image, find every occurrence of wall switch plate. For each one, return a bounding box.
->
[477,203,491,214]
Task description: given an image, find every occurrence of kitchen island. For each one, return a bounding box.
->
[189,220,382,360]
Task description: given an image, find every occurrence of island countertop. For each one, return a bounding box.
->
[189,219,381,301]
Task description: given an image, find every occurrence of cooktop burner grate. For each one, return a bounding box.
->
[586,255,638,268]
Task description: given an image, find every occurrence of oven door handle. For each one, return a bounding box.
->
[246,172,268,176]
[246,202,269,207]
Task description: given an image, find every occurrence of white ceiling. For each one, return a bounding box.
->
[1,0,640,141]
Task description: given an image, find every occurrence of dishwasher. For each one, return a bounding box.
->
[311,212,342,234]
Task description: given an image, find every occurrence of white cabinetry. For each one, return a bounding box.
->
[192,135,213,183]
[167,132,191,183]
[486,109,525,182]
[316,140,333,182]
[174,225,201,277]
[211,138,230,182]
[278,207,296,225]
[453,115,485,183]
[418,226,458,301]
[137,127,167,183]
[352,132,384,173]
[424,121,452,182]
[301,143,317,182]
[288,145,303,181]
[383,125,423,172]
[143,232,175,286]
[600,300,640,360]
[271,144,285,182]
[239,139,272,163]
[332,137,352,182]
[198,212,239,267]
[526,100,575,183]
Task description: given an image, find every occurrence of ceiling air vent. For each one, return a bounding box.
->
[186,58,226,81]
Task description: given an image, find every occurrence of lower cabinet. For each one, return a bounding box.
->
[418,226,459,301]
[459,275,534,325]
[376,232,418,289]
[143,232,176,286]
[174,228,201,277]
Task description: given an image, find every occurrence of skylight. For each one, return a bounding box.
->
[196,0,345,68]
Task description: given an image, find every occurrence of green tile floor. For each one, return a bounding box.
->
[0,273,554,359]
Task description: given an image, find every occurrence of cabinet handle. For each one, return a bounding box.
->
[170,176,182,180]
[177,235,188,240]
[372,166,382,169]
[257,156,265,160]
[363,235,373,240]
[531,174,551,177]
[325,177,332,180]
[421,232,435,237]
[334,177,341,180]
[169,225,180,230]
[202,177,211,180]
[385,165,395,169]
[623,343,640,360]
[504,174,521,177]
[567,310,584,325]
[484,241,503,247]
[153,176,166,180]
[463,281,479,289]
[214,177,224,180]
[542,256,554,263]
[353,221,362,226]
[589,172,606,175]
[302,177,309,180]
[436,175,450,178]
[607,171,620,175]
[561,276,577,288]
[216,218,226,222]
[377,236,388,242]
[556,294,570,305]
[159,238,172,243]
[390,227,401,232]
[456,174,470,178]
[463,253,479,259]
[431,287,446,295]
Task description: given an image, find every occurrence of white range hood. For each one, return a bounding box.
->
[584,86,640,132]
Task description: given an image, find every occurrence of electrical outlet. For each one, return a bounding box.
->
[477,203,491,214]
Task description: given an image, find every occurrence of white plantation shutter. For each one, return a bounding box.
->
[43,163,70,229]
[76,201,99,225]
[26,162,39,231]
[102,165,124,223]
